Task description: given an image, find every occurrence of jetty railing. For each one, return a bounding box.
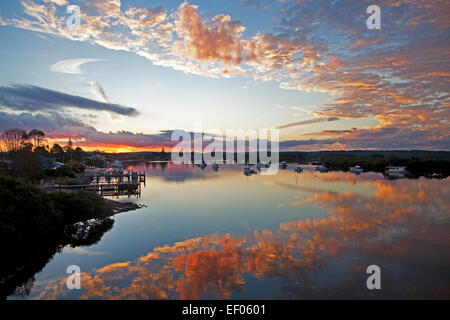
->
[40,171,146,197]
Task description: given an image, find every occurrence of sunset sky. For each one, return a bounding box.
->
[0,0,448,152]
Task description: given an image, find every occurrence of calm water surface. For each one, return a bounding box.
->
[9,163,450,299]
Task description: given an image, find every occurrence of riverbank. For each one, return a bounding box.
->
[278,151,450,178]
[0,175,144,299]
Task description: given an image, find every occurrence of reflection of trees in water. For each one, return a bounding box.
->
[159,162,167,171]
[1,218,114,300]
[12,278,34,298]
[64,218,114,247]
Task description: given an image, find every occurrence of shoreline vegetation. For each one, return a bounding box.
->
[277,150,450,178]
[0,129,146,298]
[0,175,140,299]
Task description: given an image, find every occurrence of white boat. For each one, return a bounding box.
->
[385,166,406,178]
[349,165,363,174]
[294,166,303,173]
[279,162,288,169]
[51,162,64,170]
[315,165,328,172]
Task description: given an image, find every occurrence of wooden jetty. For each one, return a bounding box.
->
[40,170,146,197]
[91,170,146,184]
[40,182,141,196]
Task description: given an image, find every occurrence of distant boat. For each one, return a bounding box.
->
[349,165,363,174]
[256,162,271,171]
[294,166,303,173]
[315,165,328,172]
[243,167,257,176]
[110,160,123,168]
[385,166,406,178]
[280,162,288,169]
[212,162,219,171]
[256,162,264,171]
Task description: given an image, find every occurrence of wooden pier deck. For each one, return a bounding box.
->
[40,170,146,196]
[40,182,142,196]
[90,171,146,183]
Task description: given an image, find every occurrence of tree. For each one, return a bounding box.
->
[1,129,28,152]
[73,146,84,162]
[65,159,85,173]
[49,143,64,162]
[50,144,63,154]
[0,137,5,153]
[33,145,49,156]
[28,129,46,149]
[63,137,73,153]
[50,144,64,155]
[55,164,75,177]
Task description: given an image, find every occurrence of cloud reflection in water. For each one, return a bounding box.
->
[32,173,450,299]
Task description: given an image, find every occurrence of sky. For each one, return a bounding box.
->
[0,0,448,152]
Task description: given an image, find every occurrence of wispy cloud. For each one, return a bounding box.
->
[49,58,106,74]
[88,81,110,103]
[276,117,339,129]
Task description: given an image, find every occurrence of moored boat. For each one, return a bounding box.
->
[315,165,328,172]
[349,165,363,174]
[243,167,257,176]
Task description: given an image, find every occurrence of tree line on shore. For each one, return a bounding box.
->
[0,128,85,181]
[278,150,450,178]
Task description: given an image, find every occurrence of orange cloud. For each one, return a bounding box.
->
[174,3,246,65]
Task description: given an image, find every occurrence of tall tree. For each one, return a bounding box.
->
[1,129,28,152]
[28,129,46,149]
[50,144,64,155]
[73,146,84,162]
[63,137,73,153]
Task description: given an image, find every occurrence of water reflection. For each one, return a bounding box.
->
[142,162,222,183]
[1,218,114,299]
[28,171,450,299]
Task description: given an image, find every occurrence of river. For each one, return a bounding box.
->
[7,162,450,299]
